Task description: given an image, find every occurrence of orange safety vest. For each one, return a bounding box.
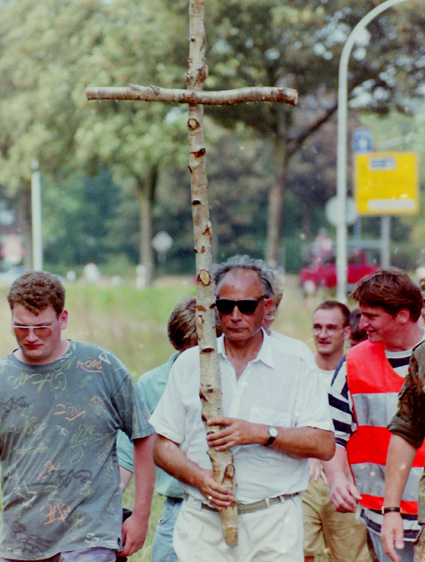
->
[346,340,425,514]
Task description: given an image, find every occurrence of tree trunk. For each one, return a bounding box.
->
[265,107,294,267]
[265,139,286,267]
[136,167,157,287]
[187,0,237,546]
[265,114,292,267]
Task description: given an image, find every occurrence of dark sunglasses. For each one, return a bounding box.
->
[215,297,266,315]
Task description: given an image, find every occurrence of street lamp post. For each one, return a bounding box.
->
[31,161,43,271]
[336,0,408,302]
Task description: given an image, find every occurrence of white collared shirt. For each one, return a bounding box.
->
[150,330,333,503]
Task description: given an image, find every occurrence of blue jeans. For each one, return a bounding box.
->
[369,530,414,562]
[0,547,116,562]
[151,497,183,562]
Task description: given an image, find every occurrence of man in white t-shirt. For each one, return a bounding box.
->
[303,301,371,562]
[150,255,335,562]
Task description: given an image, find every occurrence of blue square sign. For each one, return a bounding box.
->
[352,128,372,153]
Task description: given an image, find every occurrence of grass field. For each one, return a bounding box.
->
[0,273,332,561]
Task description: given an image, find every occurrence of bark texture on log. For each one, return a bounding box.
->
[187,0,238,547]
[85,85,298,106]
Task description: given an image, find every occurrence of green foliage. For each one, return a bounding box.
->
[0,0,424,275]
[201,0,425,263]
[42,168,122,266]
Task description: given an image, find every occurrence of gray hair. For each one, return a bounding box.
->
[213,255,281,299]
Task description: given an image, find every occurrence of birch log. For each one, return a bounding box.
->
[85,84,298,105]
[187,0,238,547]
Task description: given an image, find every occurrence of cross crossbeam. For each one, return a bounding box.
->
[86,84,297,105]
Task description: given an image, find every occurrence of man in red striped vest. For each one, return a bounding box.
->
[325,269,425,562]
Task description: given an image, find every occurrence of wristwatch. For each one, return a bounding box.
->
[381,506,401,515]
[265,425,278,447]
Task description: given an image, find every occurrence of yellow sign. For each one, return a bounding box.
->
[354,152,418,215]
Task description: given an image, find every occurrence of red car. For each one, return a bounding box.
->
[299,250,380,295]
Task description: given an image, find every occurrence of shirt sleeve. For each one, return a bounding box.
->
[294,348,335,432]
[328,357,356,447]
[150,355,189,445]
[388,345,425,449]
[112,369,154,441]
[117,430,135,472]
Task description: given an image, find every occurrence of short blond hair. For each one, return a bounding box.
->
[167,296,197,351]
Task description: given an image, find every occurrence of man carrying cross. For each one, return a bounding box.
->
[150,255,335,562]
[86,0,299,548]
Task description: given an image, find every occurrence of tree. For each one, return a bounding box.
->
[1,0,423,275]
[203,0,425,265]
[42,169,122,269]
[74,0,192,283]
[0,0,98,266]
[0,0,190,281]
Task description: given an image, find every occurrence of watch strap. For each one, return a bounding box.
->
[265,426,278,447]
[382,506,401,515]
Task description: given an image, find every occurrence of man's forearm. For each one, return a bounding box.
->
[153,433,234,508]
[322,443,347,483]
[206,417,335,460]
[119,434,156,556]
[133,434,156,518]
[322,445,362,513]
[153,433,204,489]
[381,434,417,561]
[269,426,335,460]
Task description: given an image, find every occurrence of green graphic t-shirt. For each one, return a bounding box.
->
[0,340,153,560]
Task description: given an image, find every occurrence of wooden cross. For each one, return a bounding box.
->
[86,0,297,546]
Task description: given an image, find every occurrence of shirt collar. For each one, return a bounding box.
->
[217,329,275,368]
[167,351,180,369]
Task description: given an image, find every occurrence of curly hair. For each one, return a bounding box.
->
[7,271,65,316]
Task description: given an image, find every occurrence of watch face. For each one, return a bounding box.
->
[269,426,278,438]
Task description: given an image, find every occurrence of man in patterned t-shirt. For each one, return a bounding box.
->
[0,271,155,562]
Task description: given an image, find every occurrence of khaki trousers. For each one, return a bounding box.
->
[174,494,303,562]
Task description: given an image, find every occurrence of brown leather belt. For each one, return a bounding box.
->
[184,492,298,514]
